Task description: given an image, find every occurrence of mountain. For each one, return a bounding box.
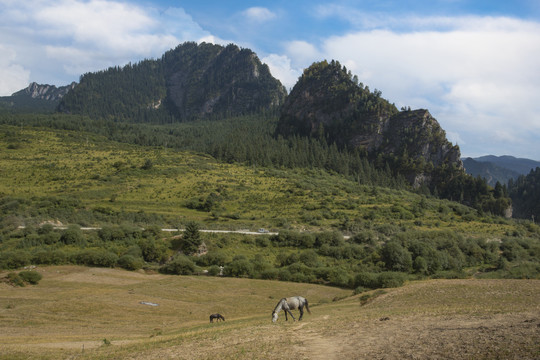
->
[463,156,540,186]
[58,42,287,122]
[0,82,76,112]
[276,60,462,190]
[462,157,520,186]
[473,155,540,175]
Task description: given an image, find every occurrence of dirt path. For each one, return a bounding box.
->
[289,315,346,360]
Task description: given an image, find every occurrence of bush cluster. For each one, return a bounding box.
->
[5,270,42,286]
[1,219,539,290]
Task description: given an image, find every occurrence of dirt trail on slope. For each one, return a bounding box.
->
[289,315,345,360]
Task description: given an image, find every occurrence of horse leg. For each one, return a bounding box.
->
[299,306,304,321]
[284,311,288,321]
[287,309,296,321]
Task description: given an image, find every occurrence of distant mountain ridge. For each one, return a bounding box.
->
[463,155,540,186]
[474,155,540,175]
[0,82,76,112]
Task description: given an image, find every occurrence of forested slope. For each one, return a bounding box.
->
[58,42,286,122]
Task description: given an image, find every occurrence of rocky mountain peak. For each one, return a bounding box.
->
[276,60,463,189]
[16,82,76,101]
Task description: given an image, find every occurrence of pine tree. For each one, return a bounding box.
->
[182,221,202,255]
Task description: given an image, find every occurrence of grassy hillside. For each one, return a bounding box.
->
[1,124,540,285]
[0,124,522,233]
[1,266,538,359]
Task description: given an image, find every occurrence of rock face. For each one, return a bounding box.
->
[1,82,76,112]
[276,60,463,188]
[164,43,286,119]
[15,82,76,102]
[383,109,463,186]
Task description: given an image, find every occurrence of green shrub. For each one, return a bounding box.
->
[353,272,378,289]
[98,225,126,242]
[255,236,270,247]
[60,226,86,246]
[41,231,61,245]
[72,249,119,267]
[299,250,320,267]
[432,270,467,279]
[354,271,407,289]
[195,251,229,267]
[138,238,167,263]
[278,268,292,281]
[37,223,55,235]
[377,271,407,288]
[413,256,428,274]
[381,241,412,272]
[159,255,196,275]
[117,255,144,270]
[504,262,540,279]
[353,286,368,295]
[7,272,25,286]
[224,259,254,277]
[18,270,42,284]
[0,250,31,269]
[32,249,67,265]
[328,268,352,288]
[207,265,221,276]
[260,268,279,280]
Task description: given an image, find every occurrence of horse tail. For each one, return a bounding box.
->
[305,298,311,314]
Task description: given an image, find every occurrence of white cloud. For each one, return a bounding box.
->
[0,45,30,95]
[284,40,322,69]
[0,0,211,94]
[243,7,276,22]
[262,54,301,91]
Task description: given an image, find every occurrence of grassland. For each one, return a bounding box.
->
[2,123,540,358]
[1,266,538,359]
[0,124,523,237]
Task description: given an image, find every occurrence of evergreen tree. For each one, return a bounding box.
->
[182,221,202,255]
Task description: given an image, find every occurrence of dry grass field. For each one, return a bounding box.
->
[1,266,539,359]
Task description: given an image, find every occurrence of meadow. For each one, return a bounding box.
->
[0,124,525,234]
[2,124,540,285]
[0,266,538,359]
[1,124,540,359]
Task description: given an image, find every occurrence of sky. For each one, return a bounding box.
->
[1,0,539,160]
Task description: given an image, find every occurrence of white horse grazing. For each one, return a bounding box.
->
[272,296,311,322]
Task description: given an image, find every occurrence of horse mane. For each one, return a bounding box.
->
[272,298,286,313]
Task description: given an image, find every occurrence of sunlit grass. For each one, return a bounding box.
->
[2,267,538,359]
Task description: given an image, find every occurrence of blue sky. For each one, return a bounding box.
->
[1,0,539,160]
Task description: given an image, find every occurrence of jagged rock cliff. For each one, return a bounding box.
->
[276,60,463,188]
[16,82,76,102]
[1,82,76,112]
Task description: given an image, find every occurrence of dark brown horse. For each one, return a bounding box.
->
[209,313,225,323]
